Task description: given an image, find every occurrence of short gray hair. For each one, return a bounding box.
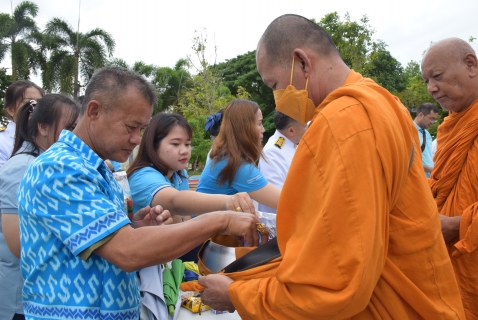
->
[82,66,157,114]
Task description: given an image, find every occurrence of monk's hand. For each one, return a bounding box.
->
[440,214,461,243]
[225,192,257,216]
[131,205,173,228]
[222,211,259,247]
[198,274,235,312]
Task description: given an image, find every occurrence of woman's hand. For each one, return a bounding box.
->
[131,205,173,228]
[225,192,257,216]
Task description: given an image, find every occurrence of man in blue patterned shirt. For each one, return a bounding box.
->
[17,67,260,320]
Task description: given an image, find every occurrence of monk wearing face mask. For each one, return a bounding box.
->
[198,14,465,319]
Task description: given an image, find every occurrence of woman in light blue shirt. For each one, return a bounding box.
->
[127,113,256,261]
[197,99,280,209]
[0,80,43,170]
[127,113,255,217]
[0,94,80,320]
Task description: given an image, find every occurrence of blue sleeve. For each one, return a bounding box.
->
[231,162,268,193]
[128,167,173,212]
[18,158,130,256]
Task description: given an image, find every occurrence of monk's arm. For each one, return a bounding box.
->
[227,108,389,319]
[453,202,478,256]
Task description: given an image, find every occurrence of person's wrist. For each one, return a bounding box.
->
[213,211,229,234]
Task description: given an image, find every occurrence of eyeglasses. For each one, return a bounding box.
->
[424,114,437,123]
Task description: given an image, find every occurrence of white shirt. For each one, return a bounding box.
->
[258,130,296,213]
[431,139,437,159]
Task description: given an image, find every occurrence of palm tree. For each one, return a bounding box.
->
[43,18,115,97]
[0,1,42,81]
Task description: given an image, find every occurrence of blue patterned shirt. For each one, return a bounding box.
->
[18,130,139,320]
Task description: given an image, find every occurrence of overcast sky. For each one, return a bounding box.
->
[1,0,477,85]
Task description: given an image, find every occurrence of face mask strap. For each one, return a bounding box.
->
[291,55,310,90]
[290,56,295,85]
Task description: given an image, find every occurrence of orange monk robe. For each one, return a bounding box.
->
[227,71,465,319]
[429,98,478,319]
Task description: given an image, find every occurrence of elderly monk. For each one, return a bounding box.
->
[422,38,478,319]
[198,14,465,319]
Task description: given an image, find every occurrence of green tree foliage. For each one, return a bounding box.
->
[363,41,406,92]
[317,12,374,73]
[317,12,406,93]
[107,58,192,115]
[43,18,115,97]
[396,61,435,109]
[152,59,191,114]
[178,32,234,119]
[0,1,43,81]
[0,13,10,64]
[217,50,276,137]
[0,67,12,125]
[188,115,211,172]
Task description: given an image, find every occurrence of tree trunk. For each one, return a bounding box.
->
[73,51,79,98]
[11,38,17,82]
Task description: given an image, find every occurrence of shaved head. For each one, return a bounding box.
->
[258,14,339,67]
[421,37,478,113]
[424,37,476,64]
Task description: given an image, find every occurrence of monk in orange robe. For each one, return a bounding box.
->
[422,38,478,319]
[198,14,465,319]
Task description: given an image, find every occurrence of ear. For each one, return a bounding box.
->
[464,53,478,77]
[293,48,312,79]
[287,125,295,136]
[37,122,49,137]
[86,100,103,120]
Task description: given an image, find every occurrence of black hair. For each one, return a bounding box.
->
[12,94,80,157]
[127,112,192,178]
[417,102,439,116]
[273,111,296,130]
[4,80,44,120]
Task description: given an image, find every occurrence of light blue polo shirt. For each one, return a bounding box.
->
[18,130,139,320]
[0,141,40,319]
[414,122,434,178]
[197,157,268,195]
[128,167,189,213]
[0,121,15,169]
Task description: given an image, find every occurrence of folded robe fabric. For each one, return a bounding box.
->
[225,71,465,319]
[429,98,478,319]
